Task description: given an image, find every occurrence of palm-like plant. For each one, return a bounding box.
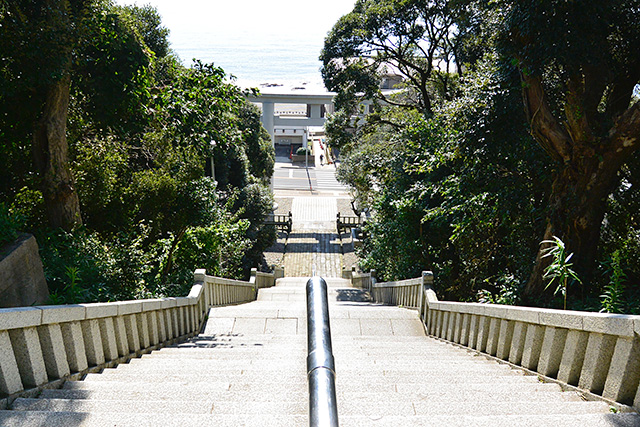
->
[541,236,581,310]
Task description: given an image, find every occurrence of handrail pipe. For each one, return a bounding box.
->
[306,276,339,427]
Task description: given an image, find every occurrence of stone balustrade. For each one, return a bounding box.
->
[372,277,423,309]
[351,271,373,291]
[0,267,276,406]
[356,270,640,411]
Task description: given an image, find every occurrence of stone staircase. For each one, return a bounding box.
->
[1,277,639,426]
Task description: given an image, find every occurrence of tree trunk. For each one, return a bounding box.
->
[32,73,82,231]
[524,165,610,298]
[517,69,640,300]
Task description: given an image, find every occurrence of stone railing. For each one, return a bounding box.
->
[372,277,424,309]
[351,271,373,291]
[353,271,640,411]
[0,267,276,407]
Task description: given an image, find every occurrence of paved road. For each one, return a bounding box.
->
[284,197,342,277]
[272,160,348,194]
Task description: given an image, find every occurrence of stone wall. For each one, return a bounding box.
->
[0,234,49,308]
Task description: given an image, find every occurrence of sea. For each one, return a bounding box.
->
[171,31,326,90]
[114,0,356,91]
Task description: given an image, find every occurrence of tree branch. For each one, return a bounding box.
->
[520,72,573,163]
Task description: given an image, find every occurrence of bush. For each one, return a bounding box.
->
[296,146,311,156]
[0,203,24,248]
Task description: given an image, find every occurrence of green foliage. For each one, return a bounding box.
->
[321,0,463,116]
[477,274,520,306]
[0,1,275,302]
[0,203,24,248]
[114,3,170,59]
[73,6,152,134]
[542,237,582,310]
[48,267,91,305]
[600,251,626,314]
[296,147,311,156]
[337,47,549,301]
[238,101,275,182]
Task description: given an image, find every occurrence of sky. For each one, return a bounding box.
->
[113,0,357,86]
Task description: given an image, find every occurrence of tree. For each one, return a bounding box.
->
[501,1,640,295]
[0,1,92,231]
[321,0,462,118]
[0,0,153,231]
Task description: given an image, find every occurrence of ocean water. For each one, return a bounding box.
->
[114,0,357,90]
[169,28,329,91]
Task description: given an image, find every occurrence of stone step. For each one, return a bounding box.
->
[10,398,610,417]
[1,411,638,427]
[341,413,640,427]
[275,277,351,288]
[140,351,495,363]
[93,364,524,378]
[41,387,582,403]
[80,371,541,385]
[0,411,305,427]
[62,379,563,394]
[125,356,513,369]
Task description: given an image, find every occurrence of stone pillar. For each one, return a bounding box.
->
[486,317,501,356]
[521,324,544,371]
[0,330,23,395]
[602,337,640,405]
[157,310,167,343]
[61,321,88,372]
[496,319,515,360]
[147,311,159,346]
[468,315,480,349]
[136,313,151,349]
[508,321,527,365]
[578,333,617,394]
[460,314,471,346]
[9,327,48,387]
[537,326,568,378]
[81,319,105,367]
[475,316,491,352]
[452,313,462,344]
[557,329,589,385]
[97,318,119,362]
[123,315,141,353]
[261,102,275,147]
[113,316,130,357]
[37,324,70,379]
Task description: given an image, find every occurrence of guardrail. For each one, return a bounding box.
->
[356,270,640,411]
[265,212,292,233]
[306,277,339,427]
[372,277,423,309]
[351,271,373,292]
[336,213,361,234]
[0,267,276,407]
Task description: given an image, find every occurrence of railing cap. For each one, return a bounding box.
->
[0,307,42,330]
[38,304,85,325]
[161,298,178,309]
[81,302,119,319]
[194,269,207,283]
[141,299,163,311]
[422,271,434,285]
[116,301,143,316]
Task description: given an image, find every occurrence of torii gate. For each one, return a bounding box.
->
[248,91,336,147]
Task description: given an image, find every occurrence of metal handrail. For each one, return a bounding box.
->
[306,276,339,427]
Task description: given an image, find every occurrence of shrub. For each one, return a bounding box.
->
[0,203,24,248]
